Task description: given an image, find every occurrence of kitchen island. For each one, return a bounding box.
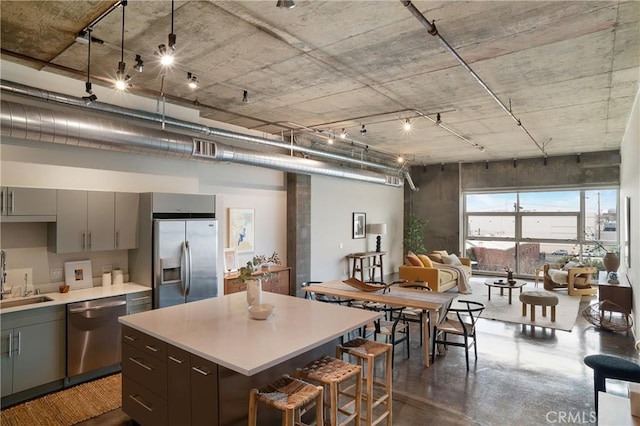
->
[119,291,379,425]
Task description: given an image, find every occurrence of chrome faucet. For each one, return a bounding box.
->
[22,273,31,297]
[1,250,12,300]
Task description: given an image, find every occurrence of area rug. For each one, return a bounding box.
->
[1,374,121,426]
[457,278,583,332]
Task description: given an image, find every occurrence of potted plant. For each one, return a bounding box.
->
[403,214,427,255]
[238,252,282,306]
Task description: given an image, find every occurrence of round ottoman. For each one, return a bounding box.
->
[519,290,559,322]
[584,354,640,411]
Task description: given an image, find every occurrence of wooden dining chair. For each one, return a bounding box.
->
[431,300,485,371]
[362,303,410,367]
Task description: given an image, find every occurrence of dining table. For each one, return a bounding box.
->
[302,280,458,367]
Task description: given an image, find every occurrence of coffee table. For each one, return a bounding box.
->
[484,279,526,304]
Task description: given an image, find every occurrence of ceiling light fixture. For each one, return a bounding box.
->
[397,155,405,164]
[276,0,296,9]
[435,113,442,125]
[403,118,412,131]
[83,27,96,102]
[133,54,144,72]
[242,90,248,103]
[187,72,198,89]
[327,137,334,145]
[114,1,130,91]
[157,0,177,66]
[360,124,367,135]
[340,128,347,139]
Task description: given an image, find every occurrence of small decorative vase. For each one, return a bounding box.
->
[507,271,514,282]
[246,279,262,306]
[603,252,620,274]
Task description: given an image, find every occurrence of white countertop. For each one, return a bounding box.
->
[119,291,380,376]
[0,283,151,314]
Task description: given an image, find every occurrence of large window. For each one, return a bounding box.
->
[464,189,618,275]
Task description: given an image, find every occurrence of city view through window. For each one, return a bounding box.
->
[464,189,618,275]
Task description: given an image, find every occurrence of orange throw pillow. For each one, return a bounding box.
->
[406,251,423,267]
[417,254,433,268]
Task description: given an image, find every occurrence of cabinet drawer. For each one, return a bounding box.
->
[122,376,168,426]
[122,343,167,398]
[225,279,246,294]
[121,326,166,360]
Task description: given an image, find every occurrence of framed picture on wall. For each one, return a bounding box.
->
[625,196,631,268]
[223,248,239,273]
[229,208,255,253]
[64,260,93,290]
[352,212,366,239]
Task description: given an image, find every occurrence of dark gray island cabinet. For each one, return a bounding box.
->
[119,291,378,425]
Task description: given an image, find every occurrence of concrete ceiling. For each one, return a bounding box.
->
[1,0,638,167]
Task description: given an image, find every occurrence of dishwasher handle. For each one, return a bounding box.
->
[69,300,127,314]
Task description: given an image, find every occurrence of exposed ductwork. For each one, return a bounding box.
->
[0,99,399,187]
[0,80,417,190]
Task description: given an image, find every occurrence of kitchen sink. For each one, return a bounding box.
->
[0,296,54,309]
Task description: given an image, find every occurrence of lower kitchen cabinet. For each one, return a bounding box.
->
[126,290,152,315]
[1,306,65,397]
[122,329,219,426]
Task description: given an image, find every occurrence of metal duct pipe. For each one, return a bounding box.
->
[400,0,546,156]
[0,100,395,186]
[0,80,417,190]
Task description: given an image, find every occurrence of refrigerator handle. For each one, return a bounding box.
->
[180,241,188,296]
[185,241,192,296]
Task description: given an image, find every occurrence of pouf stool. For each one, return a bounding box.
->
[584,354,640,412]
[519,291,559,322]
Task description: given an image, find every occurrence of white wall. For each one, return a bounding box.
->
[619,89,640,338]
[310,175,404,281]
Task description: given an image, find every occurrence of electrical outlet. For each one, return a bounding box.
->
[102,264,113,273]
[50,268,63,281]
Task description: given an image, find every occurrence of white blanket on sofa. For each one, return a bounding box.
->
[433,263,472,294]
[548,269,568,284]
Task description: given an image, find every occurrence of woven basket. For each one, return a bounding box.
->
[582,300,634,332]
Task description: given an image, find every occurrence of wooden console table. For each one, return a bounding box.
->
[224,266,291,295]
[347,251,385,283]
[598,272,632,315]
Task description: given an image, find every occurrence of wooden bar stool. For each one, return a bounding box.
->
[248,374,324,426]
[336,338,392,426]
[297,355,362,426]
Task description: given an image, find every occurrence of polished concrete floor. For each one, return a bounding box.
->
[78,289,638,426]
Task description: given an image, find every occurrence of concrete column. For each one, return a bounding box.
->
[286,173,311,296]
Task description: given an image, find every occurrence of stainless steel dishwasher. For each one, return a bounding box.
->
[67,295,127,377]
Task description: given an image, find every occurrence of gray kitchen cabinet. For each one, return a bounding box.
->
[0,187,56,222]
[115,192,139,250]
[126,290,152,315]
[1,306,66,397]
[49,190,115,253]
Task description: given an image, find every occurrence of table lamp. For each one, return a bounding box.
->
[367,223,387,252]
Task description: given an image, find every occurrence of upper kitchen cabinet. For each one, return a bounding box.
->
[115,192,139,250]
[49,190,115,253]
[0,187,56,222]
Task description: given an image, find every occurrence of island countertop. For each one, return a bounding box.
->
[119,291,379,376]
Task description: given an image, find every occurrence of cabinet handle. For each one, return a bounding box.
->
[124,334,138,342]
[129,394,153,412]
[17,332,21,356]
[192,366,211,376]
[9,190,14,213]
[88,231,92,249]
[116,231,120,248]
[0,189,4,215]
[169,356,186,364]
[82,232,86,250]
[128,357,153,371]
[129,296,150,303]
[145,344,159,353]
[8,332,12,358]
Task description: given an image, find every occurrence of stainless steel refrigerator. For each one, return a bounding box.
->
[154,219,218,308]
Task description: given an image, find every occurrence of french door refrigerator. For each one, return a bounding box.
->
[154,219,218,308]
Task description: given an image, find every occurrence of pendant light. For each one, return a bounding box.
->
[82,28,97,104]
[114,0,130,90]
[157,0,177,66]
